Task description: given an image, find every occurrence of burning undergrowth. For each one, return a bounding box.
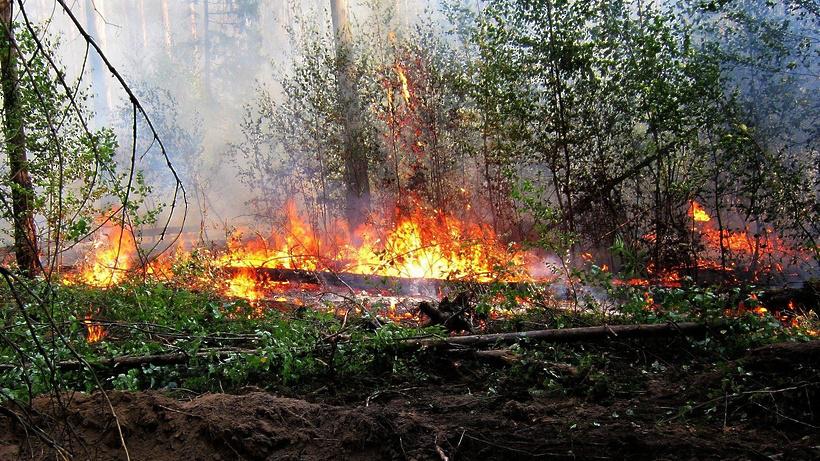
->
[62,198,819,345]
[66,198,535,294]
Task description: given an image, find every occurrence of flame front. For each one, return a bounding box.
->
[68,199,529,304]
[214,200,527,288]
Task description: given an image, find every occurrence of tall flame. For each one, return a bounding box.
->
[84,314,106,344]
[78,223,138,287]
[396,64,411,105]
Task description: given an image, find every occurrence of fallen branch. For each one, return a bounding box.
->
[0,322,723,373]
[0,348,253,372]
[398,321,719,350]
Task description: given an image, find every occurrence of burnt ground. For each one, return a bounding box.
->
[1,339,818,460]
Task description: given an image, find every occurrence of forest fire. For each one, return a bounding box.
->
[67,200,531,302]
[67,200,814,315]
[687,200,808,278]
[3,2,820,459]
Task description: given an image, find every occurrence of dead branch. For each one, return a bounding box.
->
[0,348,254,373]
[398,321,719,350]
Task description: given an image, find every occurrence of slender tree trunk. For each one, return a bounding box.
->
[84,0,110,117]
[189,1,198,41]
[138,0,148,50]
[544,0,575,238]
[202,0,211,101]
[330,0,370,228]
[161,0,173,53]
[0,0,39,276]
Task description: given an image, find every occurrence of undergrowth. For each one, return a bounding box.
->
[0,273,816,402]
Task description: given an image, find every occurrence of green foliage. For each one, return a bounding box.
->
[611,236,648,278]
[232,25,348,218]
[0,22,158,261]
[0,276,448,399]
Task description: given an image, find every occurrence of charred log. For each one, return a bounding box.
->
[759,281,819,315]
[223,266,536,295]
[418,292,478,333]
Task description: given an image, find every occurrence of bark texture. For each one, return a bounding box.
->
[0,0,38,276]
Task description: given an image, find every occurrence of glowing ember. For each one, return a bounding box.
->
[84,315,106,344]
[643,291,655,310]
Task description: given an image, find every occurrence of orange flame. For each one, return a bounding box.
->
[217,200,528,293]
[396,64,411,104]
[687,201,806,277]
[84,314,106,344]
[226,269,263,302]
[689,201,711,223]
[78,223,138,287]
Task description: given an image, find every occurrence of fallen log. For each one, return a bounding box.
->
[0,348,252,373]
[759,281,818,313]
[399,321,720,350]
[445,348,521,366]
[223,266,538,295]
[0,322,721,373]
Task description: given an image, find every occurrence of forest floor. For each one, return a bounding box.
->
[1,338,818,460]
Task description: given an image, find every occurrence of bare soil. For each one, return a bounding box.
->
[2,340,818,460]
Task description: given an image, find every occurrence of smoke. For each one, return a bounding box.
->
[20,1,438,238]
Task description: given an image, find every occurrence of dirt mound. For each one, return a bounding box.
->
[3,391,399,461]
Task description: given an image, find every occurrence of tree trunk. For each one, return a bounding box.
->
[0,0,39,276]
[189,1,198,42]
[161,0,172,53]
[202,0,211,101]
[330,0,370,229]
[138,0,148,50]
[84,0,110,117]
